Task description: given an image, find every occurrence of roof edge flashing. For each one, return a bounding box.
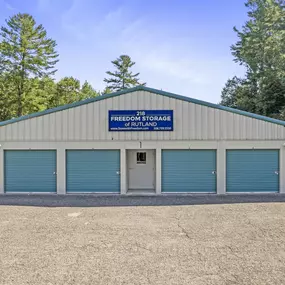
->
[0,85,284,127]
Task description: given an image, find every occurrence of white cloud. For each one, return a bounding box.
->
[57,0,245,103]
[61,0,125,41]
[37,0,51,11]
[3,0,15,10]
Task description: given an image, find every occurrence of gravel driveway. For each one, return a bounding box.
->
[0,195,285,285]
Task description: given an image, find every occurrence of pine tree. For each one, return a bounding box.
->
[0,13,59,116]
[104,55,145,92]
[221,0,285,119]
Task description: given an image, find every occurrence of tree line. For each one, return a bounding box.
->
[0,14,144,121]
[1,0,285,123]
[221,0,285,120]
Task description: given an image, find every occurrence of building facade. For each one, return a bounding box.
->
[0,86,284,194]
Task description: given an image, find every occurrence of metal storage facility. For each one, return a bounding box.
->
[0,85,284,195]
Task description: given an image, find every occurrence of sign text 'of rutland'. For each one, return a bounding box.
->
[108,110,173,131]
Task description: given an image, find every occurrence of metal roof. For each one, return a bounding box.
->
[0,85,285,127]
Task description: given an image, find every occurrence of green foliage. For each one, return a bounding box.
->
[232,0,285,77]
[221,77,245,109]
[221,76,258,113]
[81,80,99,98]
[26,77,57,112]
[101,86,112,95]
[0,73,17,121]
[257,76,285,117]
[0,14,135,122]
[104,55,145,92]
[54,77,81,106]
[221,0,285,119]
[0,13,59,116]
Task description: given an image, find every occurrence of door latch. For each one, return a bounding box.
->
[275,171,279,175]
[212,171,216,175]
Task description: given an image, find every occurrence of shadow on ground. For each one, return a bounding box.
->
[0,194,285,207]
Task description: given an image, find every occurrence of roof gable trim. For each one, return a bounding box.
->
[0,85,284,127]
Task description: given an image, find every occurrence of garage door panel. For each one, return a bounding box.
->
[162,150,216,193]
[226,150,279,193]
[4,150,56,193]
[66,150,120,193]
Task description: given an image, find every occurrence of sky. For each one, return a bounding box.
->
[0,0,248,103]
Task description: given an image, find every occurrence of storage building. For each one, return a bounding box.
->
[0,85,284,194]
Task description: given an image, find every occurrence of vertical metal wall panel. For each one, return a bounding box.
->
[182,101,188,140]
[29,119,36,141]
[67,108,74,141]
[201,106,208,140]
[195,105,202,140]
[74,107,81,141]
[24,120,30,141]
[62,109,68,141]
[93,101,100,140]
[4,150,56,193]
[207,107,215,140]
[49,113,56,141]
[176,100,183,140]
[55,112,62,141]
[79,104,87,140]
[214,109,220,140]
[86,103,93,140]
[42,114,49,141]
[0,90,285,141]
[162,150,217,193]
[36,117,43,140]
[66,150,120,193]
[189,102,195,140]
[226,150,279,193]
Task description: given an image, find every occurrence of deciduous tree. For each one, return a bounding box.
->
[80,80,99,99]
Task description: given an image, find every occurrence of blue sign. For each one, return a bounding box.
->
[109,110,173,131]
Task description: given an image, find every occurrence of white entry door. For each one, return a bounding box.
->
[128,150,155,190]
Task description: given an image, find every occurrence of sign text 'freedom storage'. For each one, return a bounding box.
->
[109,110,173,131]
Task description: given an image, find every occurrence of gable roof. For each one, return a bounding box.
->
[0,85,285,127]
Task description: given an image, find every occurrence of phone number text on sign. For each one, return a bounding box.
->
[108,110,173,131]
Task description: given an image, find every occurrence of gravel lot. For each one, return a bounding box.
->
[0,195,285,285]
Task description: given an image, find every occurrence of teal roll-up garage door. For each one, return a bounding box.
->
[226,150,279,193]
[4,150,57,193]
[162,150,216,193]
[66,150,120,193]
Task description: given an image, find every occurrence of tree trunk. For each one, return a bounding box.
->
[18,52,26,117]
[17,84,23,117]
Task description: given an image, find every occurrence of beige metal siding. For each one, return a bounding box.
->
[0,90,285,141]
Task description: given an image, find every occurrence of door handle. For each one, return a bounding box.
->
[212,171,216,175]
[275,171,279,175]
